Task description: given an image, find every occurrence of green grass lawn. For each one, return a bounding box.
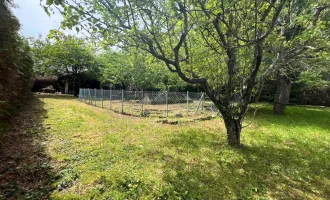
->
[36,95,330,199]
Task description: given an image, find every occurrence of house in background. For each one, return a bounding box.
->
[32,76,100,95]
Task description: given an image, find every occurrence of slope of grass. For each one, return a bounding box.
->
[38,95,330,199]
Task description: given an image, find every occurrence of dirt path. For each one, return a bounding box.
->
[0,96,54,199]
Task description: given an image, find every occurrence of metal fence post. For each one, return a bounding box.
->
[141,90,144,116]
[101,88,104,108]
[202,92,204,112]
[94,88,97,106]
[110,88,112,110]
[195,92,204,115]
[121,89,124,113]
[186,91,189,114]
[166,90,168,118]
[89,88,91,105]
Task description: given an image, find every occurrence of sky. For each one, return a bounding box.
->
[13,0,65,37]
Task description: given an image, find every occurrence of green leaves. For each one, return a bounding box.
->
[0,0,34,106]
[112,7,121,16]
[31,36,98,86]
[43,6,50,17]
[46,0,53,6]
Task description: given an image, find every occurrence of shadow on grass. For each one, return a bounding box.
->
[154,108,330,199]
[0,96,56,199]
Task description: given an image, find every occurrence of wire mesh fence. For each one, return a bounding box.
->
[79,88,219,119]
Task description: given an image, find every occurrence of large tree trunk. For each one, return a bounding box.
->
[73,88,79,97]
[274,74,292,115]
[72,80,79,97]
[73,83,79,97]
[222,115,242,146]
[65,79,69,94]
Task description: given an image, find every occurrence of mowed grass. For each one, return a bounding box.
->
[39,95,330,199]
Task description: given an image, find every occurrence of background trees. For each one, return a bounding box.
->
[97,49,187,90]
[31,36,99,96]
[259,0,330,114]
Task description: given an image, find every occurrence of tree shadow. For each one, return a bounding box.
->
[153,127,330,199]
[0,95,56,199]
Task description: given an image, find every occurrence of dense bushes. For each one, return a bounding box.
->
[260,80,330,107]
[0,0,34,120]
[299,86,330,106]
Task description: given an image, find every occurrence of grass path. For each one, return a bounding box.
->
[2,94,330,199]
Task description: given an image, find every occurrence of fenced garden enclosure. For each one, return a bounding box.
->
[79,88,219,119]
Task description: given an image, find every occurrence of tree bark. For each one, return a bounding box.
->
[73,88,79,97]
[72,81,79,97]
[222,115,242,146]
[65,79,69,94]
[273,74,292,115]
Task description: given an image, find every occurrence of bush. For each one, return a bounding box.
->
[300,86,330,106]
[260,80,330,107]
[0,1,34,120]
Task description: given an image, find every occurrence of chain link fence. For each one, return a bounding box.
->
[79,88,219,119]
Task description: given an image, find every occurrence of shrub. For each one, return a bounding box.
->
[0,0,34,120]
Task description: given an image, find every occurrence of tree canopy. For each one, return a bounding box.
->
[97,49,187,90]
[31,35,99,96]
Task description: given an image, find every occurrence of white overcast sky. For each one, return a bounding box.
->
[13,0,66,37]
